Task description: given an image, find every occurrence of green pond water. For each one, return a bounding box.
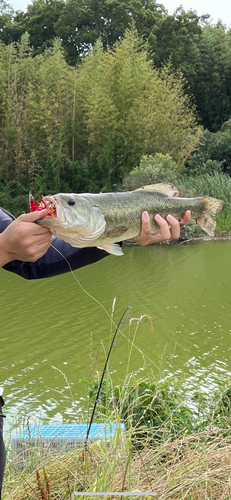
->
[1,240,231,437]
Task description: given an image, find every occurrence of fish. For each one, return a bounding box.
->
[34,185,224,256]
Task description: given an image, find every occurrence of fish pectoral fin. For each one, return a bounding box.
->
[106,227,128,238]
[97,244,124,256]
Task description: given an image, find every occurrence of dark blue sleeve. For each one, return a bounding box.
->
[0,208,108,279]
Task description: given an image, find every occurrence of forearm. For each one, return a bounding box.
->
[0,208,15,268]
[0,231,12,268]
[3,237,108,279]
[0,208,108,279]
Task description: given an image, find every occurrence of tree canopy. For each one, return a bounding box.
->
[0,30,202,204]
[0,0,230,131]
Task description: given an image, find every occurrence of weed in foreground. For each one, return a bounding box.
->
[3,427,231,499]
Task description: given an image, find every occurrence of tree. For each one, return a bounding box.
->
[0,0,65,54]
[194,23,231,130]
[74,30,202,189]
[0,30,202,196]
[54,0,165,64]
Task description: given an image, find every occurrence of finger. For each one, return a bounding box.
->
[18,210,51,237]
[140,211,151,236]
[133,211,151,244]
[166,214,180,240]
[154,214,171,240]
[18,209,48,222]
[180,210,191,225]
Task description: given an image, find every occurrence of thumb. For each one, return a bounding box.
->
[18,209,48,222]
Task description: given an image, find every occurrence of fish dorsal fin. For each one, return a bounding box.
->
[135,182,178,197]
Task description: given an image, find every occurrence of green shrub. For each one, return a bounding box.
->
[187,120,231,176]
[121,153,179,191]
[88,375,195,446]
[212,381,231,429]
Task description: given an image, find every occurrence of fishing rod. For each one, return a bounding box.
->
[83,305,132,459]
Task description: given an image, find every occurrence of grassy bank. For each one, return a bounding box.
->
[3,373,231,499]
[3,428,231,499]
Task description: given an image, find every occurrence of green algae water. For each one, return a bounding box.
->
[1,241,231,437]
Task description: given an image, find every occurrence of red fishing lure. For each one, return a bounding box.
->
[29,192,57,217]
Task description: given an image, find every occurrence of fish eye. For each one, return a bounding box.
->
[68,198,75,206]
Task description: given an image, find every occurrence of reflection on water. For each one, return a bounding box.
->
[1,240,231,436]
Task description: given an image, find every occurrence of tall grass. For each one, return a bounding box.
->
[3,371,231,499]
[3,416,231,498]
[178,173,231,234]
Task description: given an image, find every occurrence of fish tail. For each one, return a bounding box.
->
[196,197,224,236]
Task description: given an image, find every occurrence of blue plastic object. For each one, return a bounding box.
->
[12,423,125,461]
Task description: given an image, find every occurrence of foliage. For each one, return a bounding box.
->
[0,36,76,207]
[213,381,231,428]
[151,14,231,132]
[88,373,231,446]
[0,165,28,216]
[187,120,231,176]
[150,7,205,90]
[0,0,166,63]
[195,23,231,131]
[1,1,231,132]
[121,153,179,191]
[75,32,202,190]
[0,0,65,52]
[3,372,231,498]
[0,30,202,212]
[89,375,196,444]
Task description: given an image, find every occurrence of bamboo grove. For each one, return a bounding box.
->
[0,0,231,215]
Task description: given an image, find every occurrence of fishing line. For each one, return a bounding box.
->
[50,243,158,368]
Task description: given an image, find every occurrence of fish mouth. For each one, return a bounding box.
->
[40,196,58,219]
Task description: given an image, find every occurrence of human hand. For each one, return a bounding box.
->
[0,210,51,267]
[133,210,191,246]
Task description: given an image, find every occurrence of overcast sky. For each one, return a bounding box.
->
[8,0,231,28]
[163,0,231,26]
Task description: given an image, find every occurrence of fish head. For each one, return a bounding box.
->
[42,193,87,225]
[38,193,106,246]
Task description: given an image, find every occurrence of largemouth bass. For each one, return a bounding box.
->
[35,186,224,256]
